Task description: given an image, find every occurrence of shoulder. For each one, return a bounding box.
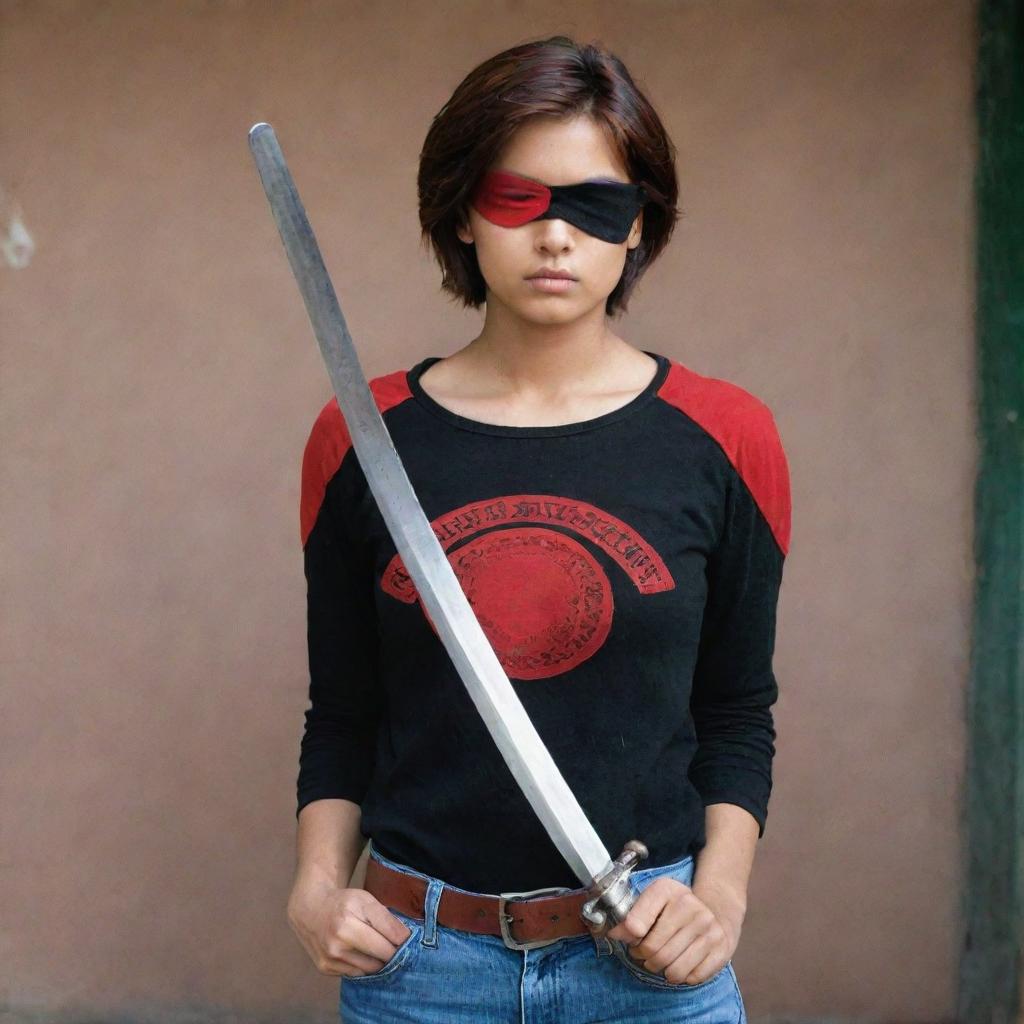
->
[299,367,415,546]
[656,358,791,556]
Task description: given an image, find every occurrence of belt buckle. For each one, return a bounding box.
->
[497,885,573,951]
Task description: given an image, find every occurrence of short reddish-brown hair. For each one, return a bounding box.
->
[417,35,681,318]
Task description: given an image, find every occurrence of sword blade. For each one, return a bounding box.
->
[248,122,613,888]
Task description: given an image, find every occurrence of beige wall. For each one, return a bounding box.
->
[0,1,977,1021]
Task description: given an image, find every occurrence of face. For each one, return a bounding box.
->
[456,115,644,324]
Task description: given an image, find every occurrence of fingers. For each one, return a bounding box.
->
[336,914,404,966]
[365,901,414,947]
[605,884,667,944]
[634,911,705,970]
[648,928,713,982]
[604,877,730,984]
[606,878,693,948]
[316,892,415,978]
[671,948,728,987]
[333,948,389,977]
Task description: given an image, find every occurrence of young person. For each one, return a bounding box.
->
[286,35,791,1024]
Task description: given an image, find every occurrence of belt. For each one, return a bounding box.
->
[364,856,596,951]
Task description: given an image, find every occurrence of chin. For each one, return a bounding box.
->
[486,285,601,325]
[517,300,585,322]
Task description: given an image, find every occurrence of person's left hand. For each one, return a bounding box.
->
[602,877,746,986]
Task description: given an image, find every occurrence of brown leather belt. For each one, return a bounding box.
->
[364,856,595,950]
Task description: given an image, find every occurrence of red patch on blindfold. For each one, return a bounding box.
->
[471,170,552,227]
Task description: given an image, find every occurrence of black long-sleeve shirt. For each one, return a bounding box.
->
[295,350,791,894]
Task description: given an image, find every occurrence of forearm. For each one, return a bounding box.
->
[295,798,366,888]
[690,802,759,923]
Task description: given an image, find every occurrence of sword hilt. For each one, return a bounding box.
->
[580,839,649,932]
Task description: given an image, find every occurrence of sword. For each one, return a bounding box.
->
[248,121,647,933]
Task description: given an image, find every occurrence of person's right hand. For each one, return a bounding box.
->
[287,876,413,978]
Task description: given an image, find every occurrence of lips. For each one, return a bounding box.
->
[527,269,578,280]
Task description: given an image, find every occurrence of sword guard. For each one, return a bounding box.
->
[580,839,649,933]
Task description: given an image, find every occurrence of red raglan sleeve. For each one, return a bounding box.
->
[687,400,792,837]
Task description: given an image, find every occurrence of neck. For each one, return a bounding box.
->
[460,299,623,398]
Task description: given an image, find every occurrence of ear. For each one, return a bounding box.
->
[456,211,474,246]
[626,210,643,250]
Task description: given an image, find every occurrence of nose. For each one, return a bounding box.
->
[534,216,574,255]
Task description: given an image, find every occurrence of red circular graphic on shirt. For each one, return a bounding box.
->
[424,526,614,680]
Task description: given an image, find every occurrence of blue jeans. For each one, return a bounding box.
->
[339,842,747,1023]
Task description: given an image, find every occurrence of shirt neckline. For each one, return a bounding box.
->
[406,350,670,438]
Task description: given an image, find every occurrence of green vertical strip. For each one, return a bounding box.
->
[960,0,1024,1021]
